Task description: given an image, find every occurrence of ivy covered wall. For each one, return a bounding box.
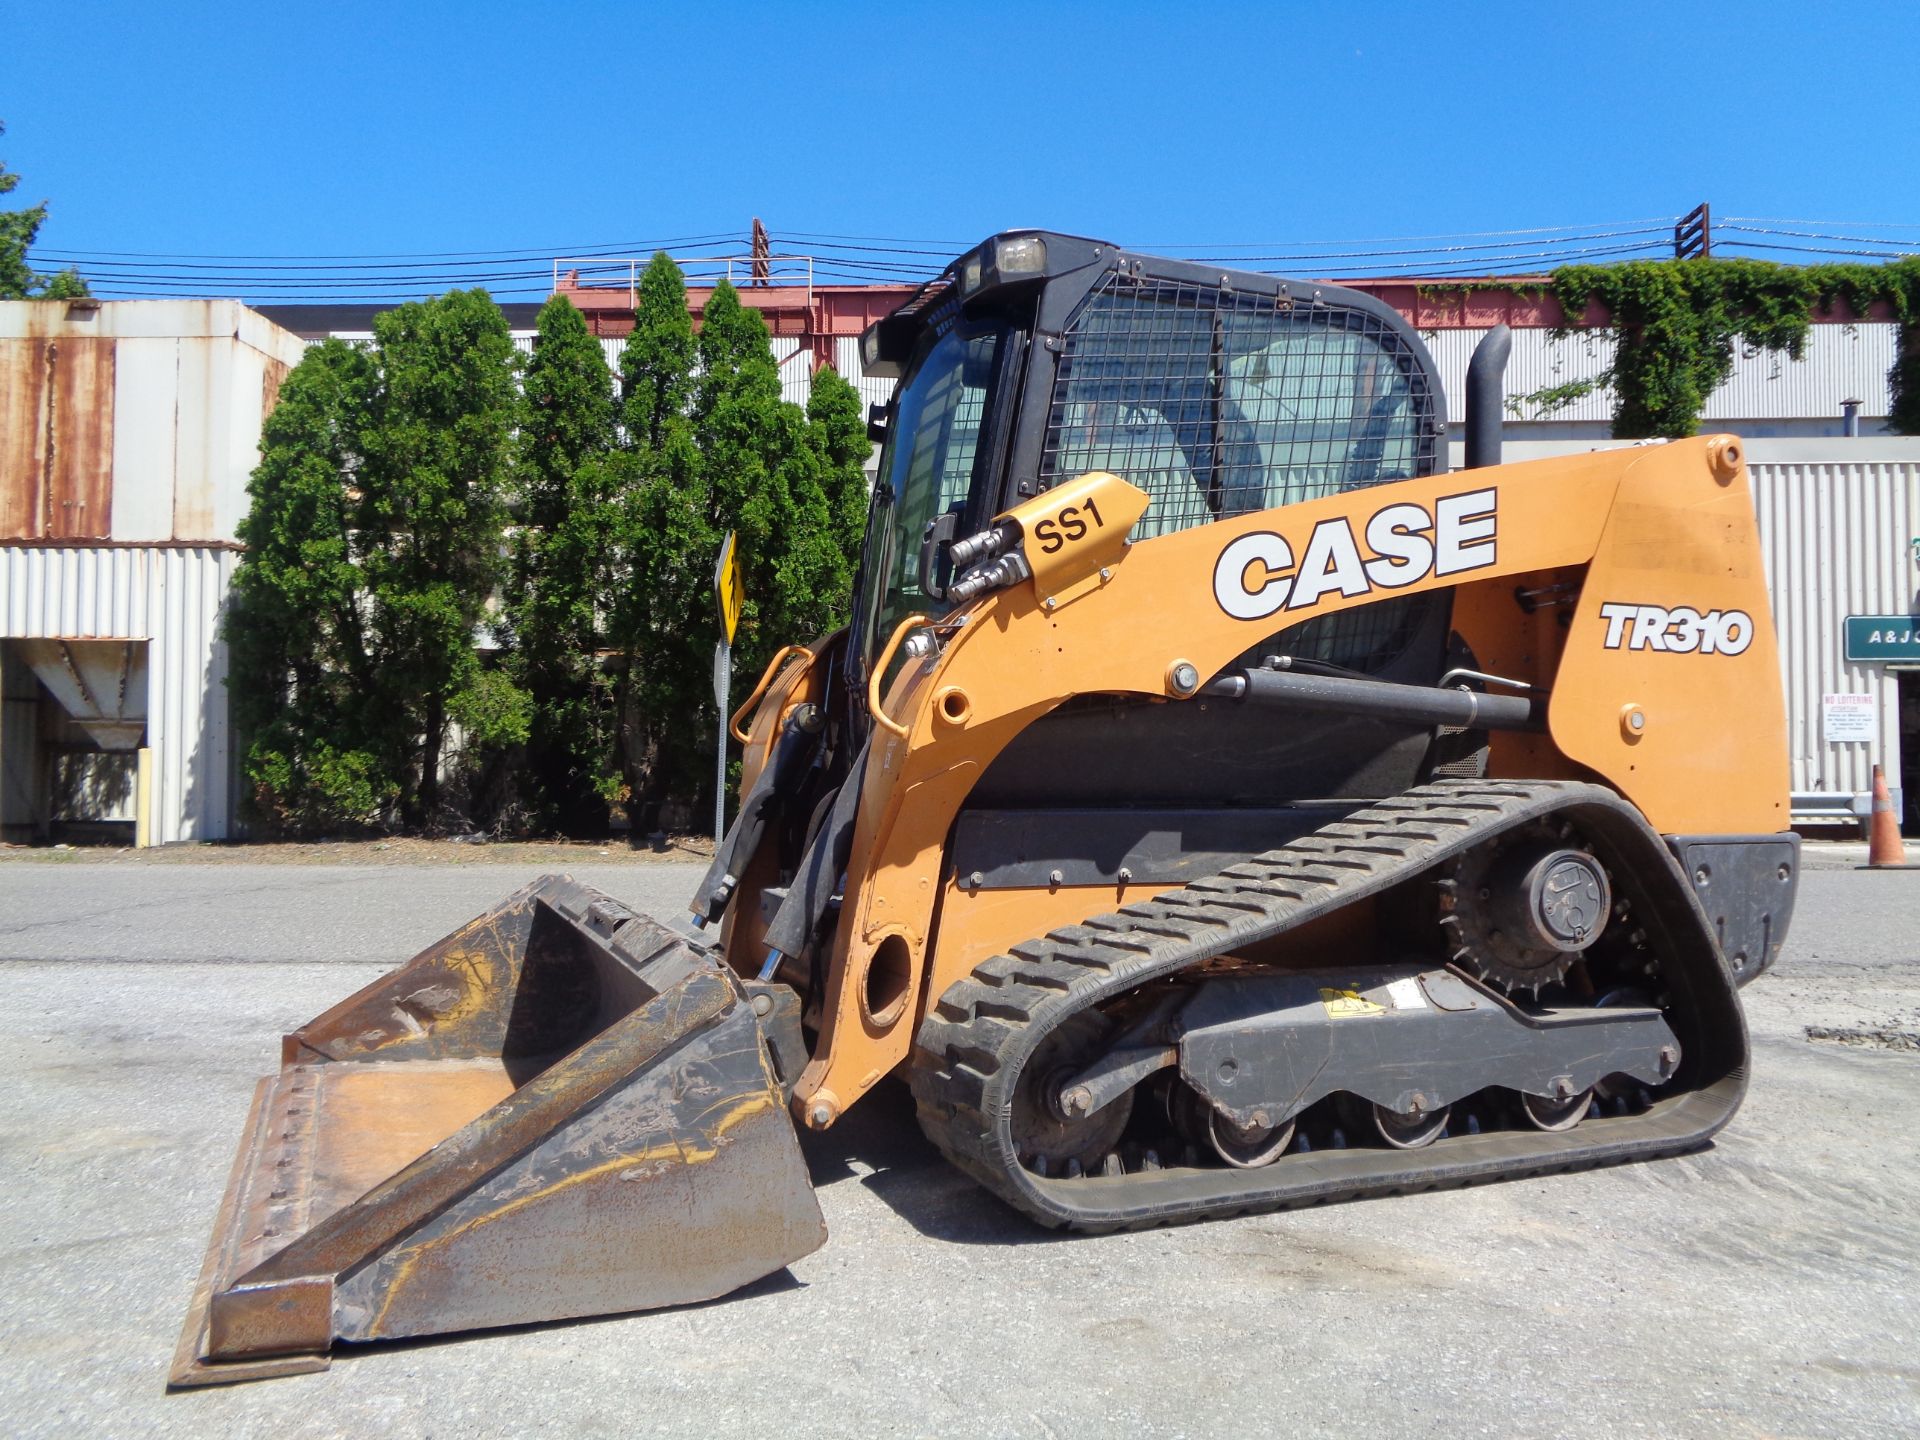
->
[1427,257,1920,439]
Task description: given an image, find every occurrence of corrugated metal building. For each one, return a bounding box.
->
[1420,325,1899,438]
[1750,442,1919,822]
[0,300,306,844]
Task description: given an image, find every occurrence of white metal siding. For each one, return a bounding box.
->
[110,338,182,542]
[1422,324,1898,426]
[0,545,239,843]
[1420,328,1617,424]
[1709,325,1897,422]
[770,338,811,408]
[1749,456,1920,814]
[836,336,896,417]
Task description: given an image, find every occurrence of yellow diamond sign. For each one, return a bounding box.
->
[714,531,744,645]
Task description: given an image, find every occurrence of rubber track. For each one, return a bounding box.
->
[909,779,1743,1231]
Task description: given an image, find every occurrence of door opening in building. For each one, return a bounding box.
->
[0,638,150,846]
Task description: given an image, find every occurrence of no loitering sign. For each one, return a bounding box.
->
[1822,692,1877,744]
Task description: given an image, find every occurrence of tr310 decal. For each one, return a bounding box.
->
[1598,602,1755,655]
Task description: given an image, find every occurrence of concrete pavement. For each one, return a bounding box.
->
[1,860,1916,1438]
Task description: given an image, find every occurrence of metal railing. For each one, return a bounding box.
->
[552,255,815,307]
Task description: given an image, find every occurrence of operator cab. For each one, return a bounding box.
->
[851,232,1460,805]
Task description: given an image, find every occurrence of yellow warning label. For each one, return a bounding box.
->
[1319,987,1385,1019]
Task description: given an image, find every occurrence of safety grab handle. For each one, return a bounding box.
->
[730,644,814,744]
[867,615,930,740]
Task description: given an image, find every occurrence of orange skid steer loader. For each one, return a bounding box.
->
[173,232,1797,1384]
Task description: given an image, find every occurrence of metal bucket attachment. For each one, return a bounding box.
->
[170,876,825,1387]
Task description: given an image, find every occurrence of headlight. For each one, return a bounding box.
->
[993,235,1048,275]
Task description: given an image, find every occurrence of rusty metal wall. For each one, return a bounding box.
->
[0,335,117,538]
[0,544,241,843]
[0,301,308,545]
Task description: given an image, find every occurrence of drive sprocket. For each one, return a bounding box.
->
[1437,822,1613,993]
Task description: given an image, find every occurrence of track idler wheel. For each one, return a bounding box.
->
[1518,1088,1594,1132]
[1370,1102,1451,1150]
[1169,1082,1295,1169]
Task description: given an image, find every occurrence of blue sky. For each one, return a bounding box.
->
[5,1,1916,301]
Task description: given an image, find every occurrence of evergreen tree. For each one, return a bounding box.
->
[507,294,620,831]
[600,278,878,823]
[359,289,528,826]
[229,296,528,834]
[692,282,844,667]
[620,252,697,449]
[230,264,874,839]
[226,340,396,832]
[805,362,875,609]
[612,255,716,824]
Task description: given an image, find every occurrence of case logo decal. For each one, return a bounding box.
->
[1212,488,1498,622]
[1598,602,1754,655]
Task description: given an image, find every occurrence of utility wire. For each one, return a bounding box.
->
[1144,227,1672,264]
[1717,239,1920,259]
[1133,218,1680,247]
[1722,223,1920,246]
[1723,216,1920,230]
[36,240,752,275]
[34,216,1920,305]
[32,231,748,262]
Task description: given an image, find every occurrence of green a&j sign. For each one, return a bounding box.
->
[1844,615,1920,662]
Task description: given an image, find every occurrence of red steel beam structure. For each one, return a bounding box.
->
[556,274,913,374]
[553,271,1893,372]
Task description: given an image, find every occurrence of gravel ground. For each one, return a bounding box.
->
[1,857,1916,1438]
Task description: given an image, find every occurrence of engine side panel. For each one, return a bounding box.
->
[1549,438,1788,835]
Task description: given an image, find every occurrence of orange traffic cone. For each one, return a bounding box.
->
[1864,763,1913,868]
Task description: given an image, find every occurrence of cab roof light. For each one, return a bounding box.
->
[993,235,1047,276]
[860,322,904,380]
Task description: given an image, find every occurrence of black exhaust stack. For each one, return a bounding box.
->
[1464,324,1512,470]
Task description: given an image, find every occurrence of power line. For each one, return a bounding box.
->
[33,240,752,275]
[32,215,1920,306]
[1718,224,1920,250]
[1307,241,1674,279]
[1147,229,1670,267]
[1132,218,1679,248]
[1717,239,1920,259]
[1723,216,1920,230]
[30,231,748,262]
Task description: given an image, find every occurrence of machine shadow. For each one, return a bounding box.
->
[798,1078,1071,1248]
